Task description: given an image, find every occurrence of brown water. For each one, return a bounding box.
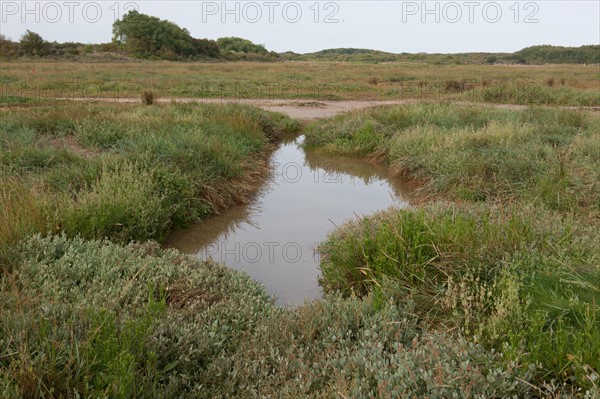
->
[166,135,413,306]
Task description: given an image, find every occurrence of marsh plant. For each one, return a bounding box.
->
[1,101,599,397]
[0,102,299,246]
[141,90,156,105]
[307,103,600,394]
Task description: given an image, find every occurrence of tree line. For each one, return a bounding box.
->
[1,11,598,64]
[511,45,600,64]
[0,11,276,61]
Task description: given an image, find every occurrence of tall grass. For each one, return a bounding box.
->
[474,85,600,106]
[305,103,600,215]
[0,176,53,271]
[61,162,171,241]
[308,103,600,391]
[319,204,600,391]
[0,102,299,244]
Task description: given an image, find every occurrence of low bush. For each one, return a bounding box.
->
[0,235,274,398]
[206,294,535,398]
[141,90,155,105]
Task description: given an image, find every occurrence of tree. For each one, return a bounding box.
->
[19,30,49,56]
[192,38,220,58]
[113,10,218,59]
[0,35,18,58]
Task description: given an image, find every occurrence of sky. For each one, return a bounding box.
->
[1,1,599,53]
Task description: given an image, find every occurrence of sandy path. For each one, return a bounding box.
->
[58,97,600,121]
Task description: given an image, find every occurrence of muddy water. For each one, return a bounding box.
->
[166,136,413,306]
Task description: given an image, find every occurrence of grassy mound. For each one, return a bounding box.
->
[305,103,599,215]
[0,235,274,398]
[0,102,298,268]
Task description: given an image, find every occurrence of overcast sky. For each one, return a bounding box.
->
[1,1,599,53]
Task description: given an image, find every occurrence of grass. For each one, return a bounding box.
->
[319,204,600,390]
[1,61,599,104]
[0,101,299,268]
[305,103,600,216]
[0,176,53,270]
[2,99,600,396]
[0,101,313,397]
[308,103,600,393]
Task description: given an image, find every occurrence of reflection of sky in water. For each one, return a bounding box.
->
[167,136,411,306]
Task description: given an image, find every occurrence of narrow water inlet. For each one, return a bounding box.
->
[166,135,414,306]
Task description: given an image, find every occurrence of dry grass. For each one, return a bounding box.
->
[1,61,598,103]
[0,177,51,270]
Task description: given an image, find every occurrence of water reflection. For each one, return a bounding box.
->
[166,135,413,306]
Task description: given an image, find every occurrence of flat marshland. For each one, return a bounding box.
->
[0,65,599,397]
[1,61,600,105]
